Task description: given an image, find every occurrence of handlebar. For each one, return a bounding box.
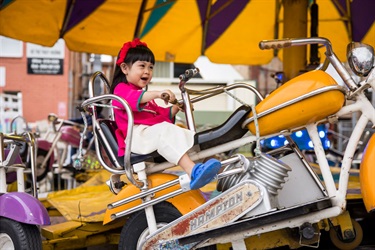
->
[10,115,30,134]
[0,132,38,197]
[161,93,174,103]
[259,39,292,50]
[180,68,200,81]
[47,113,85,131]
[259,37,358,91]
[161,93,184,109]
[259,37,334,55]
[178,68,200,92]
[79,94,144,188]
[88,71,111,98]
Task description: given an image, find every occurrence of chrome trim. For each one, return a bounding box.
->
[81,94,143,188]
[242,85,346,129]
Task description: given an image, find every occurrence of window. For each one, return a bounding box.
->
[152,61,202,79]
[0,67,5,87]
[0,36,23,58]
[174,63,202,78]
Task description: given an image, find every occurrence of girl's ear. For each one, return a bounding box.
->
[120,63,128,75]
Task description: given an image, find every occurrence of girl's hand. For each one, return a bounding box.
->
[160,89,176,105]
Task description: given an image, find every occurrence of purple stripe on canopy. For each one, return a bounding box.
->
[350,0,375,42]
[335,0,375,42]
[197,0,250,49]
[61,0,106,36]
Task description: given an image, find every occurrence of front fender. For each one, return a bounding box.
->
[360,134,375,213]
[103,173,206,224]
[0,192,50,225]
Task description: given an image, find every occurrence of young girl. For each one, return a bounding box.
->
[110,38,221,190]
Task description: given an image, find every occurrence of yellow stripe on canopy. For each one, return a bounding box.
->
[0,0,66,47]
[141,0,203,63]
[65,0,142,56]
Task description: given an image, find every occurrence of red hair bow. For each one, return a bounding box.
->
[116,38,148,66]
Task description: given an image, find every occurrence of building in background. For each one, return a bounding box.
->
[0,36,70,132]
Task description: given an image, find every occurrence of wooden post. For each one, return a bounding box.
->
[282,0,308,80]
[70,51,83,118]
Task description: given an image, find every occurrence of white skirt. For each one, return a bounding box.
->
[131,122,195,165]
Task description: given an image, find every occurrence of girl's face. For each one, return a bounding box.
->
[121,60,154,88]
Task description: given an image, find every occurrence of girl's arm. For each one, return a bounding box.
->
[140,89,176,104]
[171,105,180,116]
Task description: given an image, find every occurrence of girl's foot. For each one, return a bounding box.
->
[190,159,221,189]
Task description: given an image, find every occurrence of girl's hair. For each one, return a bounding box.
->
[110,45,155,94]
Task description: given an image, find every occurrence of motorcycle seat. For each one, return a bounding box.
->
[96,104,251,167]
[194,104,251,150]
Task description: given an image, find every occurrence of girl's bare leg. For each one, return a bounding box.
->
[178,153,195,176]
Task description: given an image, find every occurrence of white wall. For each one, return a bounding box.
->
[150,80,256,112]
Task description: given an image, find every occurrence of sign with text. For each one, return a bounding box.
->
[26,39,65,75]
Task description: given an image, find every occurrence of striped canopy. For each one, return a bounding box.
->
[0,0,374,65]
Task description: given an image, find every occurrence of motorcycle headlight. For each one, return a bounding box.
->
[347,42,374,77]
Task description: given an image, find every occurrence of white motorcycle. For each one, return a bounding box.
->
[77,37,374,250]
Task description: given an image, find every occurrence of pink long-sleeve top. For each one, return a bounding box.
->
[113,82,174,156]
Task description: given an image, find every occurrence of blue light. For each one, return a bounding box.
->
[319,130,325,138]
[261,124,330,150]
[295,131,303,137]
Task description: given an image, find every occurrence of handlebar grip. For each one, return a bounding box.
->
[259,39,292,50]
[179,68,200,81]
[161,93,170,101]
[185,68,200,78]
[161,93,178,105]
